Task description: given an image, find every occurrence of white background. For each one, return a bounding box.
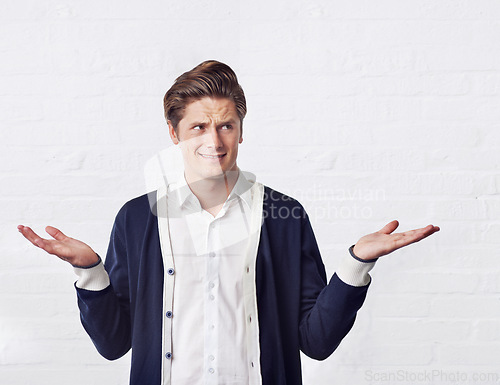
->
[1,0,500,384]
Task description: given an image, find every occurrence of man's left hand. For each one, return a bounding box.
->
[352,220,440,261]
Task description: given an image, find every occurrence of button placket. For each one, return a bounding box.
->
[205,217,219,384]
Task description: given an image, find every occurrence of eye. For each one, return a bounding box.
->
[221,124,232,130]
[193,125,203,130]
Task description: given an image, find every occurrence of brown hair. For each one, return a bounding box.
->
[163,60,247,134]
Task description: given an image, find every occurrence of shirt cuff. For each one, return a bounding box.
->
[73,256,110,291]
[336,245,377,287]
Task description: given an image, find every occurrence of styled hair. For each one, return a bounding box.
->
[163,60,247,134]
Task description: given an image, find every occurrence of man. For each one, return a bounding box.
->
[18,60,439,385]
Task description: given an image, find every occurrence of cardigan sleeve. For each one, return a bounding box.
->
[75,219,132,360]
[297,212,370,360]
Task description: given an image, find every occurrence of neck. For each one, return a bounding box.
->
[185,169,240,216]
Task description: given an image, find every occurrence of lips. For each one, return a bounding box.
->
[199,153,226,159]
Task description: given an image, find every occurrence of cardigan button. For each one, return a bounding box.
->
[166,311,172,318]
[167,268,175,275]
[165,352,172,359]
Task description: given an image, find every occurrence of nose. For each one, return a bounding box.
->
[205,126,223,149]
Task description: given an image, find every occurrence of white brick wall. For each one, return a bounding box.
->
[2,0,499,384]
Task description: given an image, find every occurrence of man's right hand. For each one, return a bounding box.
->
[18,225,99,267]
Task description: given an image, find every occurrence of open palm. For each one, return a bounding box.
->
[353,220,440,261]
[18,225,98,267]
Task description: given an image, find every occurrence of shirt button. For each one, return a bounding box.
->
[208,368,215,374]
[209,355,215,361]
[165,352,172,359]
[166,311,173,318]
[167,268,175,275]
[209,294,215,301]
[209,251,215,258]
[209,282,215,289]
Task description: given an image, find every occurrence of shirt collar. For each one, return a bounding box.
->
[227,170,254,209]
[170,169,254,210]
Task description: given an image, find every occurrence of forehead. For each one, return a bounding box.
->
[181,97,238,123]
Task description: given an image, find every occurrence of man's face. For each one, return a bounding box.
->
[168,97,243,183]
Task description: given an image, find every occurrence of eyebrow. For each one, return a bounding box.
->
[218,119,238,125]
[189,119,238,127]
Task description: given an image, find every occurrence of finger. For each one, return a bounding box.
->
[419,225,440,238]
[377,220,399,235]
[18,225,47,248]
[407,224,440,238]
[394,225,440,247]
[45,226,67,241]
[19,225,65,255]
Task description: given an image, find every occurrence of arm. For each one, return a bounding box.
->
[298,217,439,360]
[298,215,371,360]
[18,223,132,360]
[75,221,132,360]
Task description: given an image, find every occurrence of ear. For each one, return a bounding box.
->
[168,120,179,145]
[238,121,243,144]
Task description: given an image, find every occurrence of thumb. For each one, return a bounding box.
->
[45,226,67,241]
[378,220,399,235]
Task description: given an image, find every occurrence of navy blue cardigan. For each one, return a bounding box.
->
[76,187,369,385]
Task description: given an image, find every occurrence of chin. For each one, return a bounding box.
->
[203,167,238,181]
[201,168,226,180]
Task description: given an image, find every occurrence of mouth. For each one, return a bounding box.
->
[199,153,226,160]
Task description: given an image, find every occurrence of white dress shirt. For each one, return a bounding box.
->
[167,171,256,385]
